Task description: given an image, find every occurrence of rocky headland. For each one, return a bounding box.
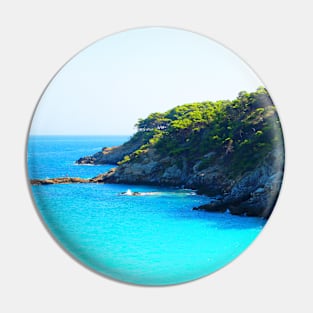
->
[31,87,284,218]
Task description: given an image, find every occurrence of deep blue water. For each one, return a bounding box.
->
[27,135,266,285]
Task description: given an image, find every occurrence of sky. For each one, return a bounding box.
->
[30,27,263,135]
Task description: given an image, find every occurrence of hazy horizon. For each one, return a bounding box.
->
[30,27,263,136]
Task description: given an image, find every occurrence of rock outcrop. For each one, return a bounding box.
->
[30,177,91,185]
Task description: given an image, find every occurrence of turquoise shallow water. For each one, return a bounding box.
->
[28,136,266,285]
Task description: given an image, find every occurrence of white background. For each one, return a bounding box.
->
[1,1,312,312]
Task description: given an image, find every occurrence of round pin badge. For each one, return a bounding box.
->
[27,27,284,286]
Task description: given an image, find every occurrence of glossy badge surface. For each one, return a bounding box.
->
[27,27,284,285]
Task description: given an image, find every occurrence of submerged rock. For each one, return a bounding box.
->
[120,190,141,196]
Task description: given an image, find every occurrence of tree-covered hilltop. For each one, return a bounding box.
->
[117,86,283,177]
[74,87,284,217]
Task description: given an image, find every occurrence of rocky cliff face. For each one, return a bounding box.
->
[193,150,284,218]
[92,148,228,192]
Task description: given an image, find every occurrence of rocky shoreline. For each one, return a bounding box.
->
[31,145,283,218]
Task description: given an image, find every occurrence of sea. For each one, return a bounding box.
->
[27,135,266,286]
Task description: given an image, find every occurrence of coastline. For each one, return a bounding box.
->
[29,89,284,219]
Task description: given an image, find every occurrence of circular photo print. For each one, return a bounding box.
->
[27,27,284,286]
